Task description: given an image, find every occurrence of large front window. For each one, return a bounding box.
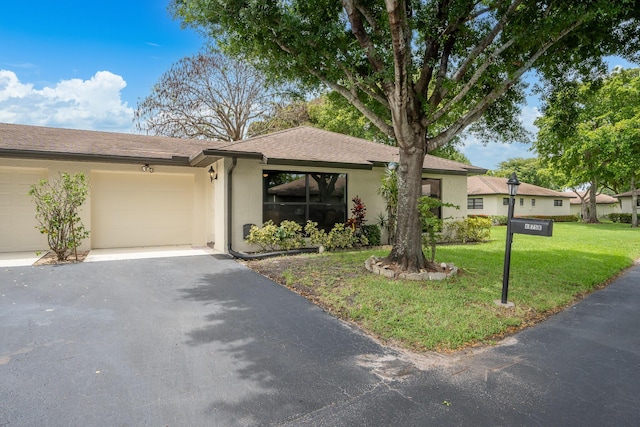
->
[263,170,347,230]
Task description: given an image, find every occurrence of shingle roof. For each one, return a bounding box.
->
[0,123,486,174]
[564,191,618,204]
[205,126,486,174]
[614,190,640,198]
[468,175,570,198]
[0,122,215,165]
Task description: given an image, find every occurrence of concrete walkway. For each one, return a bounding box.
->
[1,254,639,425]
[0,245,219,267]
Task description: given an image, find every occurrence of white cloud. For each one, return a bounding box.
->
[0,70,134,132]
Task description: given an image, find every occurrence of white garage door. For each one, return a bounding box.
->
[0,167,48,252]
[91,172,194,249]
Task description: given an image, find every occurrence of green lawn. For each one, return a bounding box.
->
[246,222,640,352]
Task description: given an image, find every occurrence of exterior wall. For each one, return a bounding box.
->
[467,194,571,217]
[570,202,621,218]
[429,173,468,219]
[227,160,470,252]
[618,197,636,214]
[0,157,211,252]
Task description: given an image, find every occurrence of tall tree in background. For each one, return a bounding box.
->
[489,157,562,190]
[535,68,640,224]
[134,50,273,141]
[173,0,640,272]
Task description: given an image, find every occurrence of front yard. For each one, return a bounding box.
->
[245,222,640,352]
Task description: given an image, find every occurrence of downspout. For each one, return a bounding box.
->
[226,157,318,260]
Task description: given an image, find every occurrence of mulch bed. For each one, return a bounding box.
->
[33,251,89,266]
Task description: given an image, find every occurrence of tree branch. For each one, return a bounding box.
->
[427,18,585,151]
[451,0,524,83]
[342,0,386,72]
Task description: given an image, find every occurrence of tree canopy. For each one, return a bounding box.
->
[488,157,562,190]
[134,50,276,141]
[172,0,640,272]
[535,67,640,223]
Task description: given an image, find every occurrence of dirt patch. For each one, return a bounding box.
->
[34,251,89,266]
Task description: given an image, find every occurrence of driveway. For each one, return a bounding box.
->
[1,254,640,426]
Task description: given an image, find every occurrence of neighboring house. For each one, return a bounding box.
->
[614,190,640,214]
[565,191,621,218]
[467,175,572,217]
[0,123,485,254]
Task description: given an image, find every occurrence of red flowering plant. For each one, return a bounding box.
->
[346,196,367,233]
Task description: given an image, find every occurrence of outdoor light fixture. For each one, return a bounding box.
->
[387,161,398,170]
[208,166,217,182]
[507,172,520,197]
[141,164,154,173]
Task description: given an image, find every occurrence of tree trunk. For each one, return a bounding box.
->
[383,144,428,272]
[587,182,599,223]
[631,176,638,228]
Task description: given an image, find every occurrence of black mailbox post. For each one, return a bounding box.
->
[499,173,554,307]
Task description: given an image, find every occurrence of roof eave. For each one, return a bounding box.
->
[0,149,192,166]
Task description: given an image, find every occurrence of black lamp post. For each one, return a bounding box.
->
[500,172,520,305]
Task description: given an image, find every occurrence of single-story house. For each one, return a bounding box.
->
[467,175,572,217]
[565,191,620,218]
[614,190,640,214]
[0,123,486,254]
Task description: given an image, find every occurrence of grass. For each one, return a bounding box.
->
[246,222,640,352]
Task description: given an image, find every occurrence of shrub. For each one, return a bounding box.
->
[246,220,305,251]
[440,217,492,243]
[609,213,632,223]
[28,172,90,261]
[346,195,367,231]
[361,224,381,246]
[305,220,368,250]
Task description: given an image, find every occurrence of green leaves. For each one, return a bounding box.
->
[28,172,90,261]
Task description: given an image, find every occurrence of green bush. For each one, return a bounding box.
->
[305,221,368,250]
[520,215,579,222]
[361,224,381,246]
[609,213,632,223]
[246,220,305,251]
[440,217,492,243]
[29,172,90,261]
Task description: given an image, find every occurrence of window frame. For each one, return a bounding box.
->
[262,170,347,230]
[554,199,563,207]
[467,197,484,210]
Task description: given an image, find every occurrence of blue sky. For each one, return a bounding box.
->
[0,1,637,170]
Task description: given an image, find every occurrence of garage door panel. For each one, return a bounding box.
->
[0,167,48,252]
[91,172,194,249]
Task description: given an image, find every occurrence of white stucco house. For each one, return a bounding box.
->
[0,123,485,254]
[467,175,572,217]
[565,191,621,218]
[614,190,640,214]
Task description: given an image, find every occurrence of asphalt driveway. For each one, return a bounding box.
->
[2,254,640,426]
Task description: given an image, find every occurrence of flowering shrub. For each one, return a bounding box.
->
[246,220,305,251]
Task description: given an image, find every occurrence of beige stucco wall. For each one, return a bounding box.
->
[227,159,470,252]
[0,157,211,252]
[570,202,621,218]
[467,194,572,217]
[618,197,637,214]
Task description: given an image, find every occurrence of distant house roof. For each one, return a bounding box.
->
[564,191,618,205]
[0,123,487,174]
[203,126,487,174]
[614,190,640,198]
[468,175,570,198]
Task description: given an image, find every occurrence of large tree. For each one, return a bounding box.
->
[173,0,640,272]
[489,157,562,190]
[535,68,640,224]
[134,50,274,141]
